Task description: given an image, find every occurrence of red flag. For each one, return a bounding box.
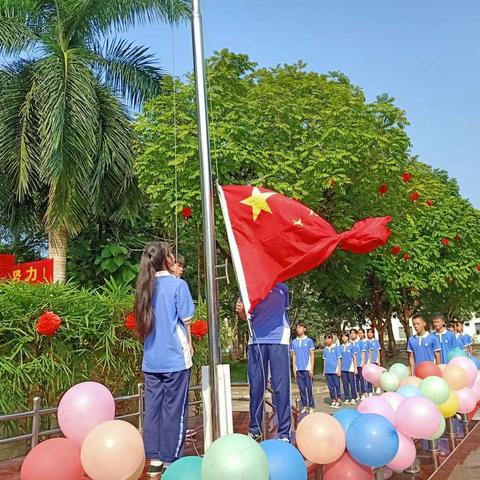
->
[218,185,391,313]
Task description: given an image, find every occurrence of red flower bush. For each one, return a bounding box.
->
[378,184,389,196]
[36,311,62,336]
[441,238,450,246]
[191,320,208,339]
[403,253,411,262]
[476,265,480,272]
[124,312,136,331]
[390,246,402,255]
[454,234,461,242]
[409,191,420,202]
[402,172,412,183]
[182,207,193,219]
[425,199,433,207]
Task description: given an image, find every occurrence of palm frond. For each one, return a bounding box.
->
[0,14,38,55]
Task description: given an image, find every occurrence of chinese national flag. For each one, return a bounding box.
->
[218,185,392,313]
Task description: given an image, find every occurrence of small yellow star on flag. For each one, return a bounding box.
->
[293,218,303,227]
[240,187,276,221]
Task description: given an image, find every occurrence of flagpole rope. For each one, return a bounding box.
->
[171,0,179,258]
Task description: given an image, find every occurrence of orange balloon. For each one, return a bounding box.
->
[81,420,145,480]
[443,365,468,391]
[399,376,422,388]
[296,412,346,464]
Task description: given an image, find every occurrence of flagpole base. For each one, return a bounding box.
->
[428,439,440,453]
[446,417,457,438]
[404,458,421,474]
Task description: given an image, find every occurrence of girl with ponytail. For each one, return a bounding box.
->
[135,242,195,476]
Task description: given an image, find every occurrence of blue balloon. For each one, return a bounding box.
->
[397,385,422,398]
[471,356,480,370]
[346,413,399,468]
[447,348,469,361]
[261,439,307,480]
[163,456,202,480]
[333,408,361,433]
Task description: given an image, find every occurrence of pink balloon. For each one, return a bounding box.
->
[396,397,442,439]
[362,364,380,383]
[449,357,478,387]
[21,438,84,480]
[372,367,388,388]
[323,452,374,480]
[456,387,477,414]
[381,392,405,413]
[471,374,480,402]
[387,432,416,471]
[58,382,115,445]
[358,396,396,425]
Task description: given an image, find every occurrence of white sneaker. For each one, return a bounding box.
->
[331,402,339,409]
[301,407,308,414]
[368,392,374,397]
[308,407,315,414]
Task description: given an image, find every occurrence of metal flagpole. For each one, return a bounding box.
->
[191,0,221,440]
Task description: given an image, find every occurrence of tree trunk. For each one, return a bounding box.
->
[386,316,397,356]
[48,226,68,283]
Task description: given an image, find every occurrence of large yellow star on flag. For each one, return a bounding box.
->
[240,187,276,221]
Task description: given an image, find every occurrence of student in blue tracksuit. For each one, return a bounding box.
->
[407,315,441,374]
[432,313,458,363]
[366,328,381,396]
[455,321,473,356]
[350,329,367,400]
[135,242,195,477]
[323,333,342,408]
[340,332,357,404]
[236,283,291,442]
[291,323,316,414]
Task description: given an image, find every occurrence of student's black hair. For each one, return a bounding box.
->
[455,320,464,326]
[412,314,425,323]
[432,313,446,323]
[349,328,358,334]
[358,328,365,333]
[297,322,307,328]
[135,242,172,341]
[175,253,185,266]
[367,328,375,334]
[324,333,334,340]
[341,331,350,340]
[447,322,455,330]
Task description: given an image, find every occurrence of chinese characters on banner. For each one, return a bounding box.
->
[0,254,54,283]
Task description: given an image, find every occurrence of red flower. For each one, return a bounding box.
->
[402,172,412,183]
[403,253,411,262]
[36,311,62,336]
[476,265,480,272]
[425,199,433,207]
[378,184,389,196]
[454,234,461,242]
[441,238,450,246]
[181,207,192,219]
[191,320,208,339]
[124,312,136,331]
[409,191,420,202]
[390,246,402,255]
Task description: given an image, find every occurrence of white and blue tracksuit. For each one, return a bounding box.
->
[291,336,315,408]
[142,272,194,463]
[248,283,291,439]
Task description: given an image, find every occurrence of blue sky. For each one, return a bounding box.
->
[126,0,480,207]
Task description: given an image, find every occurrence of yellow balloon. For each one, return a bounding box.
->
[438,391,459,418]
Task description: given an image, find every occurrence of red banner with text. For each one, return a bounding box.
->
[0,255,54,283]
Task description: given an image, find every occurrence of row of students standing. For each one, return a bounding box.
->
[323,328,382,408]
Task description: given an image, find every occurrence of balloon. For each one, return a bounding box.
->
[455,387,477,414]
[333,408,361,433]
[449,357,478,387]
[389,363,410,382]
[399,375,422,388]
[420,376,450,405]
[381,392,405,412]
[396,397,442,439]
[261,440,307,480]
[397,385,422,398]
[346,414,399,468]
[81,420,145,480]
[438,364,448,372]
[201,434,268,480]
[387,432,416,472]
[323,452,374,480]
[163,457,202,480]
[470,374,480,401]
[438,391,459,418]
[427,416,446,441]
[447,348,469,362]
[381,372,401,392]
[415,361,442,379]
[362,363,382,383]
[357,396,396,425]
[471,356,480,370]
[21,438,84,480]
[58,382,115,445]
[296,413,346,464]
[443,365,468,391]
[372,367,388,388]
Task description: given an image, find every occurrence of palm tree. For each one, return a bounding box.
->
[0,0,190,281]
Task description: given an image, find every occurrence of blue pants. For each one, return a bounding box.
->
[342,371,357,401]
[325,373,342,400]
[143,369,190,463]
[356,367,366,395]
[248,344,291,439]
[296,370,315,408]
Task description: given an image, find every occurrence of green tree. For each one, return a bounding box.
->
[0,0,190,281]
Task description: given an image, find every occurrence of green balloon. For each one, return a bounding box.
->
[389,363,410,382]
[201,434,269,480]
[163,456,202,480]
[420,376,450,405]
[447,348,469,361]
[427,416,446,440]
[380,372,400,392]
